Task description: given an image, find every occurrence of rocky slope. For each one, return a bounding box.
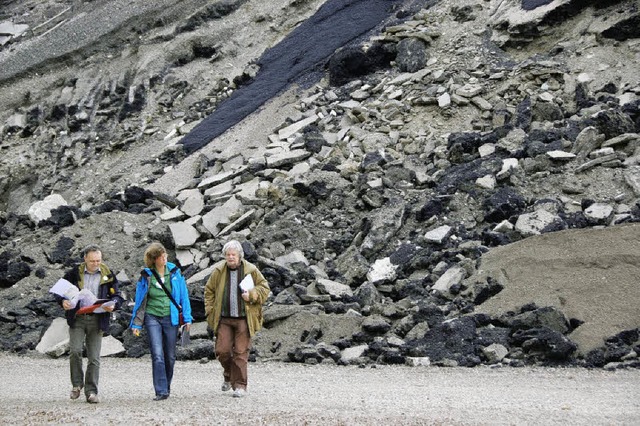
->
[1,0,639,368]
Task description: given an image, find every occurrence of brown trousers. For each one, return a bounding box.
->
[215,317,251,390]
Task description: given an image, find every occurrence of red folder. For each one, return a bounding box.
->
[76,299,109,315]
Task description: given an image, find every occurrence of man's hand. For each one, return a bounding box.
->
[241,291,250,302]
[62,300,73,310]
[132,328,141,337]
[103,304,115,313]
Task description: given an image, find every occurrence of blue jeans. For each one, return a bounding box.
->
[144,313,178,396]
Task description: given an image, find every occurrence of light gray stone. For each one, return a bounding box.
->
[28,194,68,224]
[265,149,312,168]
[482,343,509,364]
[425,225,452,244]
[315,278,353,298]
[584,203,614,223]
[340,344,368,363]
[515,210,561,236]
[275,250,310,268]
[169,222,200,248]
[278,115,319,140]
[406,356,431,367]
[366,257,398,284]
[202,196,243,235]
[36,318,69,357]
[431,265,466,296]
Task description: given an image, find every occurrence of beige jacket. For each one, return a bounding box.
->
[204,259,270,337]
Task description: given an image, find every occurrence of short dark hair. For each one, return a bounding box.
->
[83,245,102,257]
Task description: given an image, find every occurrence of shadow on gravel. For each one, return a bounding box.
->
[180,0,405,154]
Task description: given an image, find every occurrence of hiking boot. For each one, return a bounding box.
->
[86,393,100,404]
[70,386,82,400]
[232,388,247,398]
[221,381,232,392]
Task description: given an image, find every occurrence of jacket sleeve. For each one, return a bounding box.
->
[177,271,192,323]
[108,274,125,310]
[129,275,148,329]
[203,269,219,316]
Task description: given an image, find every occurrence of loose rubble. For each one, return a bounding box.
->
[1,0,639,370]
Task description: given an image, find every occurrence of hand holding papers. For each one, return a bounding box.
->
[77,300,115,314]
[49,278,79,305]
[239,274,254,292]
[49,278,114,314]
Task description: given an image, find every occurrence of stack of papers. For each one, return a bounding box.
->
[49,278,113,313]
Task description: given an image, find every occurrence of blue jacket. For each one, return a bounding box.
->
[129,262,192,329]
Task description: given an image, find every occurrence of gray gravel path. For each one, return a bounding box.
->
[1,353,639,425]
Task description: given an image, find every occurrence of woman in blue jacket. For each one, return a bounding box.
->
[129,242,192,401]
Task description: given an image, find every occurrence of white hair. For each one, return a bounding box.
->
[222,240,244,259]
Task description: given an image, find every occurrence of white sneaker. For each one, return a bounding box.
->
[221,381,231,392]
[232,388,247,398]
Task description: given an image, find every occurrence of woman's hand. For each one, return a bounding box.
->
[132,328,141,337]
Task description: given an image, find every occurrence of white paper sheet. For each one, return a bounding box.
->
[49,278,79,301]
[239,274,254,292]
[49,279,98,308]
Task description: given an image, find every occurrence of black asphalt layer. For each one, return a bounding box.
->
[179,0,405,154]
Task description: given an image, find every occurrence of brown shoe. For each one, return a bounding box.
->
[86,393,100,404]
[70,386,82,400]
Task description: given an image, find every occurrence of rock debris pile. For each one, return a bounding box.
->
[0,0,639,369]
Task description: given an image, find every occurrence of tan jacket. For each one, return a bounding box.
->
[204,259,270,337]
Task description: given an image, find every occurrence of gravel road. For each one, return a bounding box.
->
[1,353,638,425]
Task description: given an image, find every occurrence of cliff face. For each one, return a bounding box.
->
[0,0,639,368]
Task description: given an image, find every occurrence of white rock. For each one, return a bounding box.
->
[497,158,519,179]
[546,150,576,160]
[482,343,509,364]
[160,207,186,221]
[278,115,319,140]
[101,335,125,357]
[176,249,195,267]
[476,174,496,190]
[202,196,243,235]
[36,318,69,356]
[169,222,200,248]
[431,265,466,296]
[425,225,452,244]
[406,356,431,367]
[28,194,67,224]
[366,257,398,284]
[478,143,496,157]
[515,210,560,236]
[437,92,451,108]
[275,250,310,268]
[493,220,514,233]
[584,203,614,222]
[340,344,368,363]
[315,278,353,298]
